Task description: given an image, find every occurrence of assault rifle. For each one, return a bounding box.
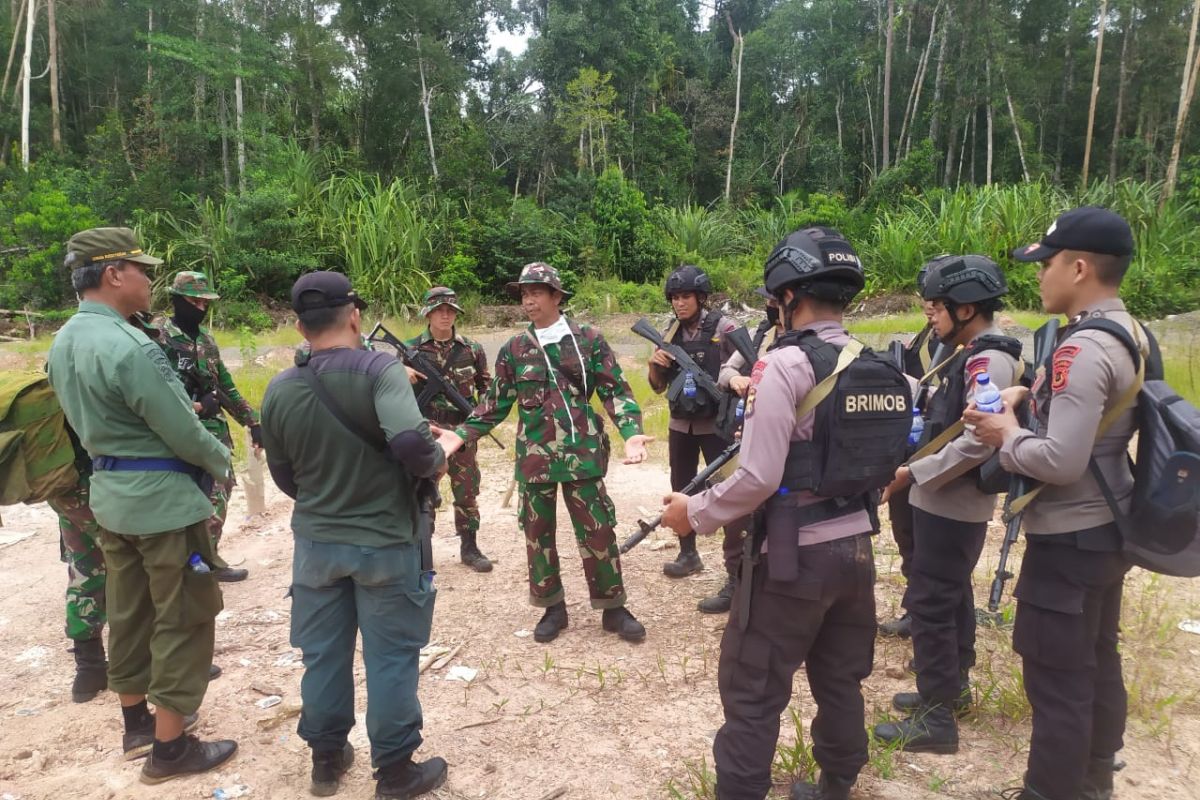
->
[632,317,725,403]
[367,323,503,449]
[416,478,442,589]
[725,325,758,375]
[176,357,236,420]
[987,318,1061,612]
[619,441,740,554]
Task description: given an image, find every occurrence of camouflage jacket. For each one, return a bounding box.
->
[154,317,259,444]
[456,318,643,484]
[402,329,491,423]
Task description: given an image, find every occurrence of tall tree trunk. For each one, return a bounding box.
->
[194,0,205,125]
[865,78,878,176]
[1004,76,1031,181]
[929,3,951,149]
[233,0,246,193]
[146,8,153,84]
[836,88,845,183]
[414,32,439,182]
[943,108,960,186]
[47,0,60,151]
[19,0,33,168]
[305,0,319,152]
[899,3,939,158]
[1163,0,1200,203]
[219,89,231,194]
[1108,7,1134,182]
[2,0,26,101]
[882,0,895,169]
[1081,0,1110,189]
[985,60,994,185]
[724,16,744,203]
[1054,40,1075,184]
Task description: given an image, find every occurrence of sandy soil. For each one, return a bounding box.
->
[1,346,1198,800]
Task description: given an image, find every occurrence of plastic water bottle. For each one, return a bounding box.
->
[683,370,697,398]
[735,398,745,420]
[908,408,925,447]
[187,552,211,574]
[974,373,1004,414]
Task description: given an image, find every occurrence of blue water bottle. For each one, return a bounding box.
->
[683,370,697,398]
[187,552,211,574]
[908,408,925,447]
[974,373,1003,413]
[735,398,745,420]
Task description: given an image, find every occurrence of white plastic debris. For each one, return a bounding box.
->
[1178,619,1200,635]
[514,629,532,638]
[445,666,478,683]
[255,695,283,709]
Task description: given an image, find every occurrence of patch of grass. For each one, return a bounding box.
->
[773,708,818,786]
[666,756,717,800]
[612,367,669,442]
[1161,347,1199,406]
[225,366,275,466]
[865,727,906,780]
[846,313,928,336]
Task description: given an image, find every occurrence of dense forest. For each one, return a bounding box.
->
[2,0,1200,323]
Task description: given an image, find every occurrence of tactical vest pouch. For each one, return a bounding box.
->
[666,312,725,421]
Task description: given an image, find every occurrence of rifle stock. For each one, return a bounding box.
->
[725,326,758,375]
[619,441,740,553]
[631,317,725,401]
[987,318,1061,612]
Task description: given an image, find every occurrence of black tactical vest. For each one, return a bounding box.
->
[667,310,725,420]
[921,334,1023,444]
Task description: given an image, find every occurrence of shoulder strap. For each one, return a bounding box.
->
[700,309,723,339]
[795,339,865,419]
[664,319,681,344]
[298,363,386,452]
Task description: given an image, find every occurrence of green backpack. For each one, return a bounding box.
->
[0,372,80,505]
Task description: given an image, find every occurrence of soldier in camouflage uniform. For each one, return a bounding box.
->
[403,287,494,572]
[46,444,109,702]
[155,271,262,582]
[443,263,654,643]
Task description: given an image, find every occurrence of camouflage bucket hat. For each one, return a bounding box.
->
[169,270,221,300]
[504,262,571,299]
[65,226,163,269]
[419,286,464,317]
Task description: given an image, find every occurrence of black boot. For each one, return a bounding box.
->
[664,536,704,578]
[872,703,959,754]
[70,637,108,703]
[123,712,200,760]
[789,772,854,800]
[214,566,249,582]
[458,532,493,573]
[374,754,448,799]
[893,685,971,716]
[698,575,736,614]
[140,734,237,784]
[533,601,568,643]
[311,742,355,797]
[878,612,912,638]
[1080,755,1115,800]
[601,606,646,642]
[998,780,1055,800]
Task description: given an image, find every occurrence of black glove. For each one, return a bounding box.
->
[197,391,222,419]
[250,424,264,448]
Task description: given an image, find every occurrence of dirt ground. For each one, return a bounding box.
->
[2,336,1199,800]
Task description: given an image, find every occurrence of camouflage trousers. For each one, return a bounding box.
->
[518,478,626,610]
[206,472,236,548]
[441,439,480,539]
[47,480,107,641]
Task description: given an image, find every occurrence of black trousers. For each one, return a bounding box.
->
[905,508,987,704]
[668,429,727,554]
[714,534,876,800]
[886,484,916,579]
[1013,536,1128,800]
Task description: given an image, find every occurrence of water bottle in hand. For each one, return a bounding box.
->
[187,552,211,574]
[683,370,697,398]
[735,398,745,420]
[908,408,925,447]
[974,373,1004,414]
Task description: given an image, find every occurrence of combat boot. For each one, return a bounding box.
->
[879,612,912,638]
[602,606,646,643]
[311,742,355,797]
[1079,755,1115,800]
[663,550,704,578]
[123,712,201,760]
[140,734,237,784]
[698,575,736,614]
[998,780,1054,800]
[214,566,249,582]
[893,684,971,717]
[534,601,568,643]
[374,754,448,799]
[70,637,108,703]
[789,772,854,800]
[872,703,959,754]
[458,532,493,573]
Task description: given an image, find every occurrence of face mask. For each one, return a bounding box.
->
[535,316,573,347]
[171,294,207,336]
[766,305,780,327]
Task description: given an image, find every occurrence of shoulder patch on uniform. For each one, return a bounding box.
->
[750,358,769,386]
[1051,345,1081,393]
[966,356,990,386]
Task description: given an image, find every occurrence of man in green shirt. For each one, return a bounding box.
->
[261,271,452,799]
[46,227,237,784]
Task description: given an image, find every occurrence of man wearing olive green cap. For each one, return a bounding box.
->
[154,270,262,582]
[402,287,493,572]
[47,226,238,783]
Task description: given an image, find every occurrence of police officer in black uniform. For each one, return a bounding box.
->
[967,207,1142,800]
[661,228,911,800]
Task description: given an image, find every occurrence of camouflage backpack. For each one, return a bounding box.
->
[0,372,80,505]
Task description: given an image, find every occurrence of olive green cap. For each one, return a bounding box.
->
[65,227,163,269]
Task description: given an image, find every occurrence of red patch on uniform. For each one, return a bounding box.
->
[966,356,990,386]
[1051,345,1081,393]
[750,358,769,386]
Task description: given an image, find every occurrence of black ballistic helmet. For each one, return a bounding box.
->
[664,264,713,300]
[920,254,1007,305]
[763,226,865,302]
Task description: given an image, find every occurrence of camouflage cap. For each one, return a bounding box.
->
[65,227,163,269]
[169,271,221,300]
[504,262,571,299]
[419,286,464,317]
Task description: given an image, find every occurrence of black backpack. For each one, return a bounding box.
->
[1077,319,1200,577]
